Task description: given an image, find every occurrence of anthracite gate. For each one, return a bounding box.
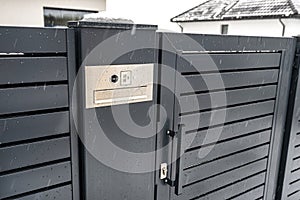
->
[156,33,296,200]
[0,27,79,200]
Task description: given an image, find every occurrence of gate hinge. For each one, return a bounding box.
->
[167,130,176,137]
[160,163,176,187]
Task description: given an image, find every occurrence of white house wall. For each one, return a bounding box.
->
[284,18,300,37]
[0,0,106,27]
[179,18,300,37]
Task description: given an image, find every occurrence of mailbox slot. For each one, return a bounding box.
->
[85,63,154,108]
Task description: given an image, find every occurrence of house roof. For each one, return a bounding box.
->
[171,0,300,22]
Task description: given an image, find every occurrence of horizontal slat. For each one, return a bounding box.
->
[231,185,264,200]
[288,179,300,198]
[182,144,269,186]
[197,172,266,200]
[0,111,69,144]
[183,130,271,169]
[177,69,279,94]
[292,159,300,171]
[181,100,275,132]
[0,85,68,115]
[177,53,281,73]
[16,185,72,200]
[0,57,67,85]
[0,27,66,53]
[0,137,70,173]
[290,168,300,184]
[179,85,277,113]
[162,33,293,53]
[293,146,300,160]
[294,134,300,146]
[176,159,267,200]
[0,161,71,199]
[184,115,273,150]
[288,190,300,200]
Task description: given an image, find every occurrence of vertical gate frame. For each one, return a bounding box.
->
[67,28,80,200]
[276,37,300,200]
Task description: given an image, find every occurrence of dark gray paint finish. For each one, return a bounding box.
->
[0,27,73,200]
[183,130,271,169]
[265,48,297,199]
[0,27,66,53]
[292,159,300,171]
[182,144,269,186]
[84,152,155,200]
[177,53,281,73]
[0,85,68,115]
[66,28,80,200]
[0,111,69,144]
[180,85,277,113]
[278,38,300,200]
[0,25,297,200]
[72,25,157,200]
[78,28,156,65]
[161,33,295,52]
[174,159,267,200]
[157,33,296,200]
[184,115,273,150]
[178,69,279,94]
[197,172,266,200]
[16,185,72,200]
[0,161,71,199]
[232,185,264,200]
[181,100,275,131]
[0,57,67,85]
[0,137,70,173]
[155,45,178,199]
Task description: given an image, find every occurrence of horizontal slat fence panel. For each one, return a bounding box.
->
[0,111,69,144]
[0,137,70,173]
[183,130,271,169]
[181,100,275,132]
[182,145,269,186]
[16,185,72,200]
[177,53,281,73]
[180,85,277,113]
[0,27,66,53]
[197,172,266,200]
[0,85,68,115]
[0,57,67,85]
[184,115,273,149]
[0,161,71,199]
[175,159,267,200]
[0,27,73,200]
[177,69,278,94]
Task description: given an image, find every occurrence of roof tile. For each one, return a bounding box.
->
[172,0,300,22]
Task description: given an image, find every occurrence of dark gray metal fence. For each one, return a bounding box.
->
[0,25,300,200]
[0,27,78,200]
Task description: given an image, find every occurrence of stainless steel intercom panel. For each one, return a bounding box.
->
[85,64,154,108]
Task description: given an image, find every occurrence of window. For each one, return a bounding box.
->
[43,7,97,27]
[221,24,229,35]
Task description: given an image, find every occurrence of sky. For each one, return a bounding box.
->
[106,0,204,32]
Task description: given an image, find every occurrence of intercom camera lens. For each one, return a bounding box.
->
[111,75,119,83]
